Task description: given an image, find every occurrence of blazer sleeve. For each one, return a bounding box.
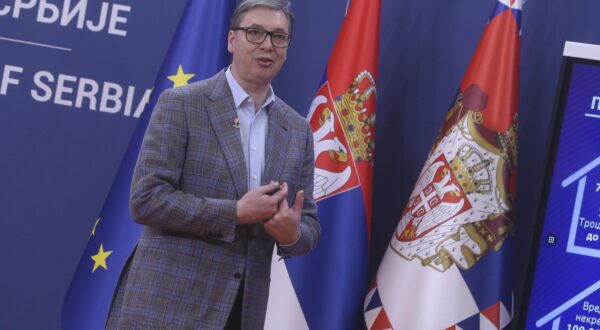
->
[129,88,237,242]
[277,121,321,257]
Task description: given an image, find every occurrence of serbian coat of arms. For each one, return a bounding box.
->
[307,71,376,201]
[390,84,517,272]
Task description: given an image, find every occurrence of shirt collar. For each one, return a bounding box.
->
[225,67,275,111]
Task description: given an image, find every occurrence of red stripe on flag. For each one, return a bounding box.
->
[325,0,380,240]
[459,9,520,132]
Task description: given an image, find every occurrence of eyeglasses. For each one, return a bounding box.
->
[232,27,291,48]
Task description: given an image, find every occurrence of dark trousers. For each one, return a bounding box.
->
[224,280,244,330]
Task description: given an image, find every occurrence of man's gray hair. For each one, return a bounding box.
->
[229,0,294,34]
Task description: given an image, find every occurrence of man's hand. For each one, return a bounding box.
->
[263,182,303,245]
[236,181,287,224]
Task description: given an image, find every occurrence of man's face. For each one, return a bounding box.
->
[228,7,289,88]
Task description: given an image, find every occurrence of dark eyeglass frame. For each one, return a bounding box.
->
[232,27,292,48]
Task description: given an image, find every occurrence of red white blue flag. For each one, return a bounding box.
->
[364,0,521,329]
[266,0,380,328]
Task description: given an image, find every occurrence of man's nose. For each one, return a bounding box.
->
[259,34,274,49]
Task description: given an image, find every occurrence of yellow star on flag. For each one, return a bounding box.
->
[91,244,113,273]
[168,65,195,87]
[90,217,100,237]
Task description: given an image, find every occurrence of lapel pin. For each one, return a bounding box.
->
[233,118,240,129]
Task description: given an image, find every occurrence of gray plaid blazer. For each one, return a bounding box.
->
[106,70,320,329]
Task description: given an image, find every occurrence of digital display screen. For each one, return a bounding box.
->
[523,53,600,329]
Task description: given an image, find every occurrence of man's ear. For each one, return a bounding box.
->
[227,30,235,53]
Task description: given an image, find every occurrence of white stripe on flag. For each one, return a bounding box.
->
[377,247,479,329]
[480,314,498,330]
[264,246,309,330]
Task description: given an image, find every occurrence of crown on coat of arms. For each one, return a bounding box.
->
[333,70,376,165]
[450,144,492,194]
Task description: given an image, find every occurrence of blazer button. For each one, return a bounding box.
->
[234,272,242,279]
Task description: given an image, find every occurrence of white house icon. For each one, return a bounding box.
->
[561,155,600,258]
[535,279,600,328]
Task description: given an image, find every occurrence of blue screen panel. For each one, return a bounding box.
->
[524,59,600,329]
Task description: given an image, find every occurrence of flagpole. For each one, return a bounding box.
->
[345,0,351,16]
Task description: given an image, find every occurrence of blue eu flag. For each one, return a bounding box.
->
[61,1,235,328]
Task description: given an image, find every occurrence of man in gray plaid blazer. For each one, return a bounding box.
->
[106,0,320,328]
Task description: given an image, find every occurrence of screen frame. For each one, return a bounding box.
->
[517,42,600,329]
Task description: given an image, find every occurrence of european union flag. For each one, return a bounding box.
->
[61,1,235,328]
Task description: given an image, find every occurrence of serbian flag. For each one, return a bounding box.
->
[265,0,379,329]
[364,0,521,329]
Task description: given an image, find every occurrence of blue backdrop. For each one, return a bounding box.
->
[0,0,186,328]
[2,0,600,329]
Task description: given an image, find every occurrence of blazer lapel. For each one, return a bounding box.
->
[262,102,290,185]
[205,71,248,199]
[251,102,290,240]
